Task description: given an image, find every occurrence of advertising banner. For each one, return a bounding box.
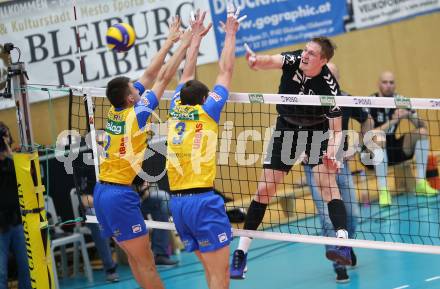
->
[208,0,348,56]
[350,0,440,29]
[0,0,218,87]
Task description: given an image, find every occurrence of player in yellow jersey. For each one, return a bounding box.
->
[166,6,243,289]
[93,17,194,289]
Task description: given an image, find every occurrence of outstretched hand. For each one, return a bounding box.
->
[180,27,193,47]
[190,9,213,38]
[219,1,246,34]
[167,16,182,43]
[244,43,257,70]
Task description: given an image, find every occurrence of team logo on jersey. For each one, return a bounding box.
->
[209,91,222,102]
[218,232,228,243]
[132,224,142,233]
[106,119,126,135]
[169,106,200,120]
[141,97,150,107]
[283,54,298,66]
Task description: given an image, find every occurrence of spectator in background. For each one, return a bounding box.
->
[366,71,438,206]
[0,122,32,289]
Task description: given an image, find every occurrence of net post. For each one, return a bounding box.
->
[3,54,55,288]
[10,62,33,152]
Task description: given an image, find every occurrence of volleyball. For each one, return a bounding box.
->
[106,23,136,52]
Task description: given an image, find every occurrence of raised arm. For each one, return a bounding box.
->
[246,52,284,71]
[179,10,212,85]
[215,10,241,89]
[150,29,192,100]
[138,16,182,88]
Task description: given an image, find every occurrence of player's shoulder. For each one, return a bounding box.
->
[281,50,302,65]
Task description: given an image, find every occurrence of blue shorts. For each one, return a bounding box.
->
[170,191,232,253]
[93,182,147,242]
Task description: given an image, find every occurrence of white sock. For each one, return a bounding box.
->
[375,149,388,189]
[336,229,348,239]
[415,139,429,180]
[237,237,253,253]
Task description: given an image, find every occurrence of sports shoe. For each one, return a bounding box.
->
[155,255,179,267]
[350,248,357,267]
[378,187,392,206]
[416,179,439,196]
[230,250,247,279]
[335,267,350,283]
[105,271,120,283]
[326,246,352,266]
[105,266,119,282]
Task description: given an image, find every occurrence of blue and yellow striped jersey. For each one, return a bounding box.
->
[166,84,229,191]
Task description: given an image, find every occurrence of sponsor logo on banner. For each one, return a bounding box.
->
[319,95,336,106]
[394,96,412,109]
[248,93,264,103]
[209,0,348,57]
[353,97,372,106]
[281,95,298,103]
[0,0,218,87]
[350,0,440,29]
[430,100,440,108]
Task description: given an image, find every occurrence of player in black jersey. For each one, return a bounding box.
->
[365,71,438,206]
[231,37,352,279]
[303,63,373,282]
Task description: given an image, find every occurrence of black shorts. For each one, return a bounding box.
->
[386,135,413,165]
[263,116,329,172]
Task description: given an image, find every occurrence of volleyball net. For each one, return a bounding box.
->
[67,86,440,254]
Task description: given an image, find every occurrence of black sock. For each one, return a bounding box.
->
[327,199,347,231]
[243,200,268,230]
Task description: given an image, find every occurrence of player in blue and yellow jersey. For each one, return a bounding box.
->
[93,17,194,289]
[166,7,243,289]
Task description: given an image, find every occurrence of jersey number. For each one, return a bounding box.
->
[172,122,186,145]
